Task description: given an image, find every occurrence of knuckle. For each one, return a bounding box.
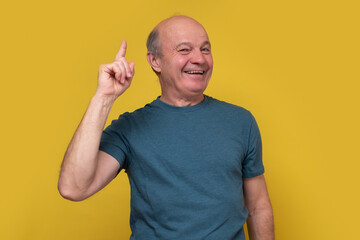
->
[113,62,122,70]
[113,60,122,66]
[116,56,125,62]
[119,57,129,65]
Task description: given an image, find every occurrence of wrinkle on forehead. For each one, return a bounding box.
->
[175,41,211,49]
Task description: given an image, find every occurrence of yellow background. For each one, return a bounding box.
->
[1,0,359,239]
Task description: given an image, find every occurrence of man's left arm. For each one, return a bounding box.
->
[243,174,274,240]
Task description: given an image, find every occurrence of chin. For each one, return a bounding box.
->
[185,85,208,96]
[187,81,209,92]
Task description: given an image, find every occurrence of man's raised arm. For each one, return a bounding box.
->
[58,40,135,201]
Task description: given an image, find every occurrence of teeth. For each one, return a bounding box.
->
[185,71,204,74]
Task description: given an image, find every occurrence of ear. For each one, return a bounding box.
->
[146,52,161,73]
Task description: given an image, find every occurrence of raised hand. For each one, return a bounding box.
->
[59,41,136,202]
[95,40,135,101]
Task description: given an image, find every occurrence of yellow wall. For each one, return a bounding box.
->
[1,0,359,239]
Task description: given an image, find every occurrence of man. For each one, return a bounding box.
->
[58,15,274,240]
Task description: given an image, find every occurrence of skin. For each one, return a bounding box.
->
[58,16,274,239]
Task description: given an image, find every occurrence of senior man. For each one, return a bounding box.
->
[58,15,274,240]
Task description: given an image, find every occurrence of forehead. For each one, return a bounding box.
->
[158,17,210,48]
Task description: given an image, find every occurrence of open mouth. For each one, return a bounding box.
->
[184,70,205,75]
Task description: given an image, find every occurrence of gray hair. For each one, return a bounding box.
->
[146,28,162,58]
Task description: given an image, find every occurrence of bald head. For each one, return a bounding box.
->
[156,15,205,33]
[146,16,208,58]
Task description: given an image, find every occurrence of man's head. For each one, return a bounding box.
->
[146,16,213,100]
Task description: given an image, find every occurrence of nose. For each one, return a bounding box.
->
[190,49,206,65]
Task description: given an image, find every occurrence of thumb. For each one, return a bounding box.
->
[129,61,135,75]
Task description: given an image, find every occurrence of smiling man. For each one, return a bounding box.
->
[58,16,274,240]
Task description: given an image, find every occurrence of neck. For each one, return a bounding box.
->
[159,93,205,107]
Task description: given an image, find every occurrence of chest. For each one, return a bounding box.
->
[126,113,249,179]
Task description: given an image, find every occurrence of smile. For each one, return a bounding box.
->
[184,70,205,75]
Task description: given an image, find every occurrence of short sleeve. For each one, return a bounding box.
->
[242,112,265,178]
[99,116,130,172]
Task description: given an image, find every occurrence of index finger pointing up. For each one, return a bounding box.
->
[115,40,127,60]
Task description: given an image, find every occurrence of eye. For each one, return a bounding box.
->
[179,48,190,52]
[178,48,191,55]
[201,48,211,53]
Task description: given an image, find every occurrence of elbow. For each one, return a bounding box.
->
[248,204,273,219]
[57,182,87,202]
[247,200,273,218]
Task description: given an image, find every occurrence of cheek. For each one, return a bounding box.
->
[176,56,191,69]
[206,55,213,67]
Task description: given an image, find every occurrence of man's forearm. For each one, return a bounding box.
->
[58,95,114,200]
[247,207,274,240]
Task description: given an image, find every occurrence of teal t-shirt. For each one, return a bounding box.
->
[100,95,264,240]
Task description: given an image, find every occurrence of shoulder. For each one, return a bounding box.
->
[206,96,254,122]
[105,100,156,132]
[115,99,157,121]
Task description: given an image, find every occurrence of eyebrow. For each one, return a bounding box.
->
[175,41,211,49]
